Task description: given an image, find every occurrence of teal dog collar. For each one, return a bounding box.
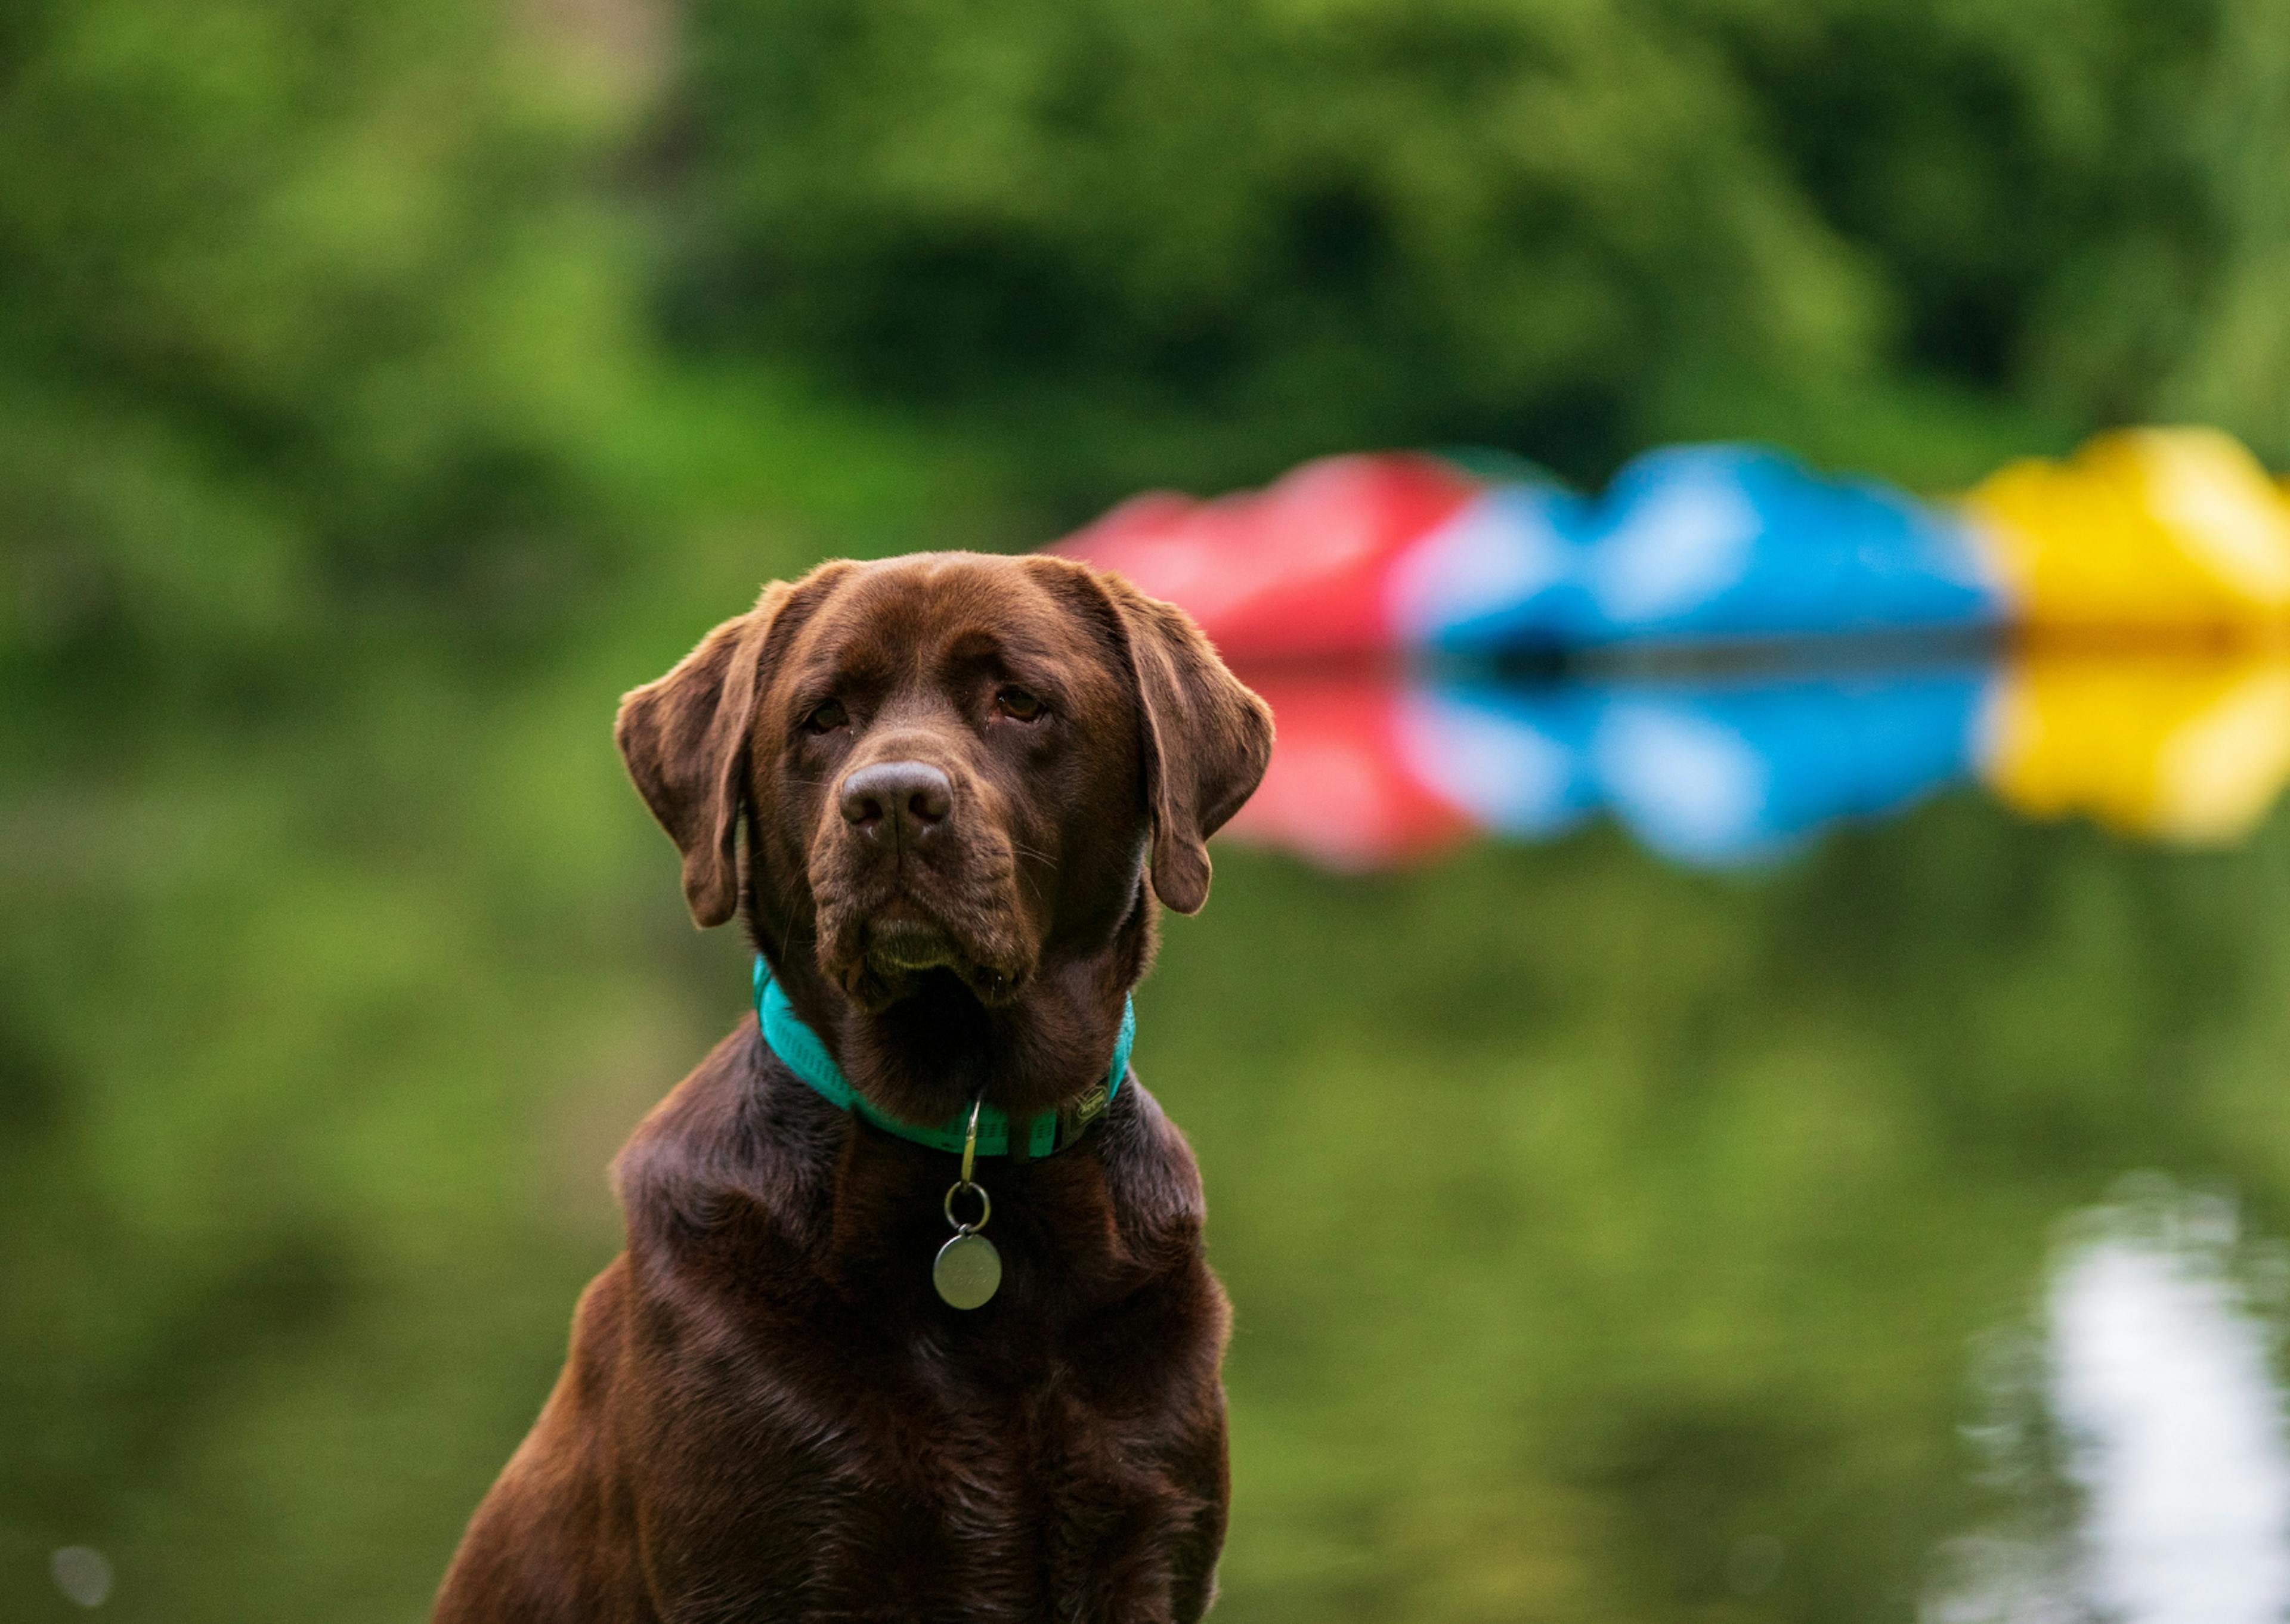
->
[753,958,1134,1158]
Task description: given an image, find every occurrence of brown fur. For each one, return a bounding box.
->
[435,553,1274,1622]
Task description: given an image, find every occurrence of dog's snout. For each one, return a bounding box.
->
[839,760,954,845]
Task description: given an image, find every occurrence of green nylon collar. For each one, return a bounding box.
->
[753,958,1134,1158]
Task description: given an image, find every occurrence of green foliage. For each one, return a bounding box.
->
[674,0,2290,502]
[676,0,1880,500]
[0,0,634,637]
[0,0,665,839]
[1688,0,2290,461]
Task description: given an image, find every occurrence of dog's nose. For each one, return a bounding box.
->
[839,760,954,845]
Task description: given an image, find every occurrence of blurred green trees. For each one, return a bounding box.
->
[674,0,2290,501]
[0,0,650,694]
[9,0,2288,678]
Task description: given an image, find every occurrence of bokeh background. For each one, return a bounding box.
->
[9,1,2290,1618]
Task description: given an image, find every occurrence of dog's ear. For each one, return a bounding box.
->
[614,578,804,928]
[1059,563,1274,914]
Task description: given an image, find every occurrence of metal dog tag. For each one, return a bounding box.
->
[933,1231,1002,1310]
[935,1099,1001,1309]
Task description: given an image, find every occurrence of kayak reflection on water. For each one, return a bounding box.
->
[1226,648,2290,869]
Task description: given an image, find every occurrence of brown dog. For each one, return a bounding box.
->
[434,553,1273,1622]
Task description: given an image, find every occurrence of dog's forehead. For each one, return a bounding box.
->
[793,554,1103,678]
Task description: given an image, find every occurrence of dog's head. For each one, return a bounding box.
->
[615,552,1273,1121]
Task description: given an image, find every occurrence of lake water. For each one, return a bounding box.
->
[8,641,2290,1622]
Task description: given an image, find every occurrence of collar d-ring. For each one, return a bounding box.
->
[960,1095,982,1187]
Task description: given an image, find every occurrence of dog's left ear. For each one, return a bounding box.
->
[617,571,840,928]
[1045,559,1274,915]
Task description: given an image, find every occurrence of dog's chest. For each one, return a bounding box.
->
[640,1298,1212,1622]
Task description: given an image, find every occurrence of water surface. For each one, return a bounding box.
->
[7,643,2290,1622]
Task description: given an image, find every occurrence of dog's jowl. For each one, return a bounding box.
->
[434,553,1274,1623]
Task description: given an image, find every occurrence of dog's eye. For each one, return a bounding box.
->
[803,699,849,734]
[994,687,1046,722]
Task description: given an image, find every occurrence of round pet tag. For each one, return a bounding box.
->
[933,1231,1002,1310]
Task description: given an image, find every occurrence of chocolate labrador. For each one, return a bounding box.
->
[434,552,1274,1622]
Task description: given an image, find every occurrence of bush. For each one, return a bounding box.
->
[673,0,2290,504]
[0,0,642,702]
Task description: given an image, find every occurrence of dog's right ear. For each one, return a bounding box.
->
[614,579,799,928]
